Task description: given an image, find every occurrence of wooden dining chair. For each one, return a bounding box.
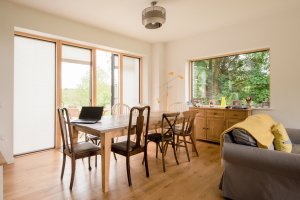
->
[146,112,180,172]
[58,108,101,190]
[112,103,131,115]
[174,110,199,162]
[111,106,151,186]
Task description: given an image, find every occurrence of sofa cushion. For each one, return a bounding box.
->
[231,129,258,147]
[271,123,292,153]
[292,144,300,154]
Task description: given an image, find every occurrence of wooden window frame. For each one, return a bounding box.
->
[14,31,143,149]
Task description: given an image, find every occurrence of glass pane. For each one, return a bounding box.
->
[61,62,91,117]
[112,54,120,105]
[96,50,116,115]
[122,56,140,107]
[62,45,91,62]
[14,36,55,155]
[192,50,270,107]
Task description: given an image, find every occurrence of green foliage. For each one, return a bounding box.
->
[62,68,112,111]
[192,51,270,106]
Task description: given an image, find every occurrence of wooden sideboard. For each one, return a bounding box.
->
[190,107,252,143]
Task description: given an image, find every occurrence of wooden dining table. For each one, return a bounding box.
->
[71,112,166,192]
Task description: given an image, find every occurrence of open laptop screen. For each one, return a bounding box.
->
[79,106,104,120]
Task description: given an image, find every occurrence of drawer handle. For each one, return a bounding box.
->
[214,113,217,115]
[233,114,238,116]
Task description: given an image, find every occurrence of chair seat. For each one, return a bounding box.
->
[86,134,100,141]
[111,141,138,152]
[73,142,100,154]
[147,133,172,143]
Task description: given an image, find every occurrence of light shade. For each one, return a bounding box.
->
[142,1,166,29]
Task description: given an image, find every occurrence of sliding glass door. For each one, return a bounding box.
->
[61,45,92,118]
[14,36,56,155]
[122,56,140,107]
[96,50,119,115]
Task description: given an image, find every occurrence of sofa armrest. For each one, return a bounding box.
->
[222,142,300,179]
[286,128,300,144]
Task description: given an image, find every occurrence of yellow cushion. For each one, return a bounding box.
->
[271,123,292,153]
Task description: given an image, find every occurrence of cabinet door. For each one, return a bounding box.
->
[193,116,206,140]
[206,118,225,142]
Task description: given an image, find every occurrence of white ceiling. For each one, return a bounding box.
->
[6,0,299,43]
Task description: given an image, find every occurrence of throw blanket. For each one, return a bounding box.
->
[220,113,275,151]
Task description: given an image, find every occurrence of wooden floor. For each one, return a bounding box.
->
[4,141,224,200]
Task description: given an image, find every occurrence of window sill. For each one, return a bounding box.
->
[252,107,273,110]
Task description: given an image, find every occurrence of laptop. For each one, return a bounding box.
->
[71,106,104,124]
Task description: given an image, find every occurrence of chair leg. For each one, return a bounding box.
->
[155,143,158,158]
[95,155,97,167]
[190,135,199,157]
[172,141,179,165]
[144,149,149,177]
[176,135,180,151]
[183,136,190,162]
[161,142,166,173]
[126,156,132,186]
[88,156,92,170]
[70,158,76,190]
[61,154,66,179]
[111,138,117,161]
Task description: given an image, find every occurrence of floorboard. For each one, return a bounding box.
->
[4,141,224,200]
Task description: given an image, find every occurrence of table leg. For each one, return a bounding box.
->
[100,132,112,192]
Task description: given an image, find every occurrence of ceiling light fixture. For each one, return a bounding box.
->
[142,1,166,29]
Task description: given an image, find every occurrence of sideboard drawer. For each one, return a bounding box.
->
[226,111,247,119]
[207,110,225,118]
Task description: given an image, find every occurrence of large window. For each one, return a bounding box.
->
[191,50,270,107]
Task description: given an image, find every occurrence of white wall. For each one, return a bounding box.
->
[0,0,152,163]
[150,43,167,111]
[165,7,300,128]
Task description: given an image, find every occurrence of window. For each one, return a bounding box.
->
[191,50,270,107]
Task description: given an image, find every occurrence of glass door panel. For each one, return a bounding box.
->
[96,50,119,115]
[122,56,140,107]
[61,45,92,118]
[14,36,55,155]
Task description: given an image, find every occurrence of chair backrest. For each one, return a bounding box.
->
[112,103,131,115]
[58,108,73,154]
[168,102,187,112]
[127,106,151,151]
[161,112,180,137]
[180,110,198,135]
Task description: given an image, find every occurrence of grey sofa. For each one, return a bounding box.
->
[221,128,300,200]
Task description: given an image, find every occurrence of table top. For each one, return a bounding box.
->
[72,112,166,134]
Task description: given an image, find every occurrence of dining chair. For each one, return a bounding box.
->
[112,103,131,115]
[58,108,101,190]
[111,106,151,186]
[174,110,199,161]
[146,112,180,172]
